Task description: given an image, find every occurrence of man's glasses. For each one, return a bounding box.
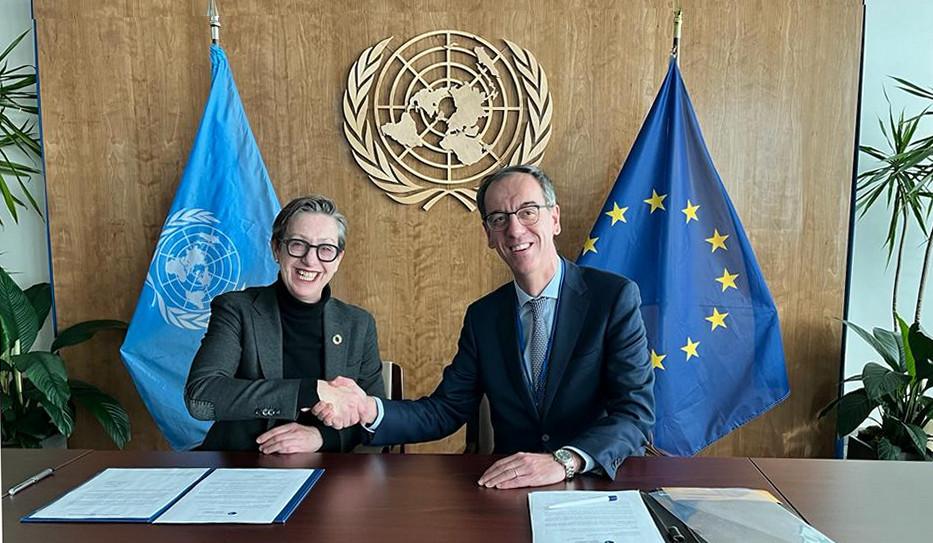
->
[483,204,552,231]
[280,238,341,262]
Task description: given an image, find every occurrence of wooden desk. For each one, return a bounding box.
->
[3,451,785,543]
[1,448,92,497]
[752,457,932,543]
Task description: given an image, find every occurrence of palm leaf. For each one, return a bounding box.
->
[0,265,40,352]
[69,380,131,448]
[51,320,127,352]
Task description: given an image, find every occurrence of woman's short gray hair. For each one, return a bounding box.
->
[271,195,348,250]
[475,164,558,218]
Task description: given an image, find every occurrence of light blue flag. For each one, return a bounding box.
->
[121,44,280,450]
[577,59,789,455]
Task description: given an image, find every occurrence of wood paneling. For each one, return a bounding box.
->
[33,0,863,456]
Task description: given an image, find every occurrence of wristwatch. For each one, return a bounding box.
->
[553,448,576,480]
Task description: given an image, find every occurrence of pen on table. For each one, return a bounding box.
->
[8,468,54,496]
[547,495,618,509]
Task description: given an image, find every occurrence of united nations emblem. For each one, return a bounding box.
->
[343,30,553,211]
[146,208,241,330]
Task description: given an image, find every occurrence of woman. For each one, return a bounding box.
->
[185,195,385,453]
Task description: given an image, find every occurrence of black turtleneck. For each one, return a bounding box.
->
[275,279,341,451]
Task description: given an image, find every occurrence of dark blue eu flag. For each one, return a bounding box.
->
[121,45,280,450]
[577,59,789,455]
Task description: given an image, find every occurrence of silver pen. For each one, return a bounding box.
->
[8,467,54,496]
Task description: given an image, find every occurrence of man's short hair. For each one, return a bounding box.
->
[475,164,558,218]
[271,194,348,250]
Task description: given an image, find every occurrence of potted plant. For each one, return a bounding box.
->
[821,78,933,460]
[0,266,131,448]
[0,29,43,225]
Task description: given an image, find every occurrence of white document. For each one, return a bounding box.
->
[28,468,210,521]
[528,490,665,543]
[154,468,316,524]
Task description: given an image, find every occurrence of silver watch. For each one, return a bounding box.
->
[553,448,576,480]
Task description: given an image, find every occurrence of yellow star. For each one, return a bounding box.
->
[705,229,729,252]
[650,349,667,370]
[706,308,729,331]
[643,190,667,213]
[681,199,700,223]
[605,202,629,225]
[681,337,700,361]
[582,236,598,255]
[716,268,739,292]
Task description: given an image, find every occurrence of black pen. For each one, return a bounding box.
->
[8,468,54,496]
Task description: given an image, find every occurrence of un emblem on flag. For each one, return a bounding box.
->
[146,209,241,330]
[343,30,553,211]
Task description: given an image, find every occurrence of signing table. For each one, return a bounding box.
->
[2,450,929,542]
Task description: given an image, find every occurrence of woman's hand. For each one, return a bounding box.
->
[256,423,323,454]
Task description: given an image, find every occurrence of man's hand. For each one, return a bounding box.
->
[477,451,577,489]
[311,377,377,429]
[256,423,323,454]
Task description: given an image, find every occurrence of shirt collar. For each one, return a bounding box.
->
[514,257,563,307]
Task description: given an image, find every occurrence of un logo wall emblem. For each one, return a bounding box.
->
[343,30,553,211]
[146,209,241,330]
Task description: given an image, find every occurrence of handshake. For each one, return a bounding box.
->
[310,377,378,430]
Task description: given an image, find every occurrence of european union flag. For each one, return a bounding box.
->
[577,59,789,455]
[120,45,280,450]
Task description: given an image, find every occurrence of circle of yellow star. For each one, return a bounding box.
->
[582,236,598,255]
[706,308,729,331]
[605,202,628,225]
[705,229,729,252]
[681,199,700,223]
[650,349,667,370]
[716,268,739,292]
[681,337,700,361]
[643,190,667,213]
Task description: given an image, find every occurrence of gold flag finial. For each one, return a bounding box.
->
[207,0,221,44]
[671,8,683,61]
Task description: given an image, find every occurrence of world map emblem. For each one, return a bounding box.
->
[343,30,553,211]
[146,209,241,330]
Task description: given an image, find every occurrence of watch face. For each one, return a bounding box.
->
[555,449,572,463]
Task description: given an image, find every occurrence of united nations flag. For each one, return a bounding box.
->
[577,59,790,456]
[120,45,280,450]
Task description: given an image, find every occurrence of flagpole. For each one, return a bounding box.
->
[208,0,221,44]
[671,8,683,62]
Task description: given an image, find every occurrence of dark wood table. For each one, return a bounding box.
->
[1,448,92,497]
[752,457,933,543]
[3,451,787,543]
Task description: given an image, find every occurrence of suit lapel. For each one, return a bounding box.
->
[322,296,347,380]
[252,286,283,380]
[494,287,539,419]
[541,260,590,420]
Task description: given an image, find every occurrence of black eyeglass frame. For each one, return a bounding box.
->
[482,203,554,231]
[278,238,342,262]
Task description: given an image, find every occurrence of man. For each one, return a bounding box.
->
[316,165,654,488]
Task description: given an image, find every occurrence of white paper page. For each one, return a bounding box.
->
[154,468,316,524]
[28,468,210,520]
[529,490,665,543]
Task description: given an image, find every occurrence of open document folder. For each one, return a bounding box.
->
[22,468,323,524]
[529,488,835,543]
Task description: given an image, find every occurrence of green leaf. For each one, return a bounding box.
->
[861,362,911,402]
[907,322,933,380]
[844,321,900,371]
[23,283,51,331]
[835,389,877,436]
[69,380,131,449]
[898,421,930,456]
[11,351,70,407]
[51,320,127,352]
[38,397,74,438]
[0,266,40,352]
[898,315,917,379]
[876,437,902,460]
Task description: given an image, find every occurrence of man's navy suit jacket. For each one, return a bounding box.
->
[370,259,655,478]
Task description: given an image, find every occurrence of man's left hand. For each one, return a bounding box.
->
[256,423,323,454]
[477,452,571,489]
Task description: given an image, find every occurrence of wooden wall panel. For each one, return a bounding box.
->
[33,0,863,456]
